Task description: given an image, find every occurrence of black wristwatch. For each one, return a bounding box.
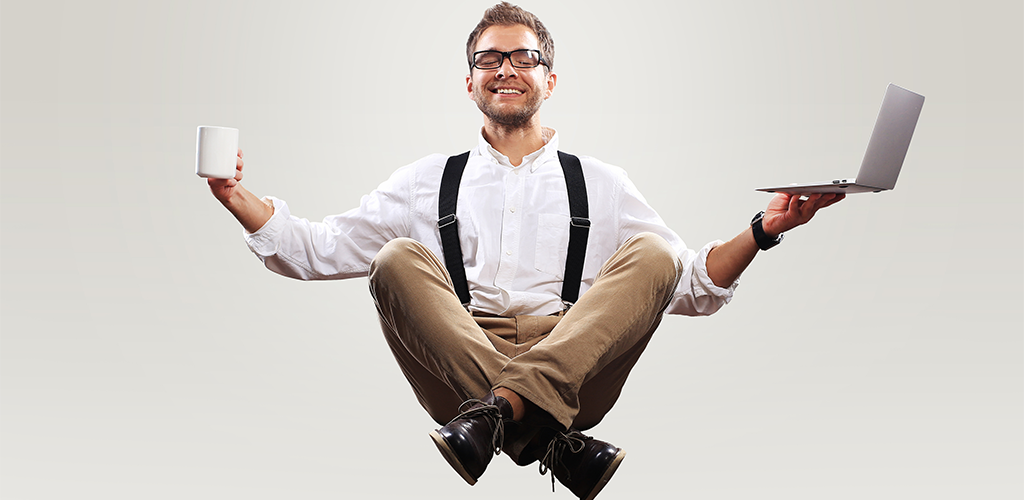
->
[750,211,783,251]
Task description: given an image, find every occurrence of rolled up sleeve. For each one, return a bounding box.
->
[665,239,738,316]
[244,197,288,258]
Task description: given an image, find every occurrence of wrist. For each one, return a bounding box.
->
[750,211,783,251]
[226,189,275,234]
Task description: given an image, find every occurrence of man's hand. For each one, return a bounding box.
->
[207,149,245,204]
[205,148,274,233]
[760,192,845,238]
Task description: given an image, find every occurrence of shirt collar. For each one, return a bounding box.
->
[475,127,560,173]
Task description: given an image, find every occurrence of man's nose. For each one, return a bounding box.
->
[495,57,518,78]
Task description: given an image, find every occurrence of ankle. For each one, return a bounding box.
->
[493,387,527,421]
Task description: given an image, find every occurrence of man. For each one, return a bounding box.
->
[207,3,843,499]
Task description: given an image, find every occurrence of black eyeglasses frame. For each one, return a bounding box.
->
[470,49,549,70]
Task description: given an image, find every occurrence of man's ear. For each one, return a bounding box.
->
[545,71,557,99]
[466,74,473,98]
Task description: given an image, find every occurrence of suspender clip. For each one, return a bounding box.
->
[570,217,590,228]
[438,214,458,228]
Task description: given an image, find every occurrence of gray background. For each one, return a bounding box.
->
[2,0,1021,498]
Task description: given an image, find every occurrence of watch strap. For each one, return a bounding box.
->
[750,211,783,250]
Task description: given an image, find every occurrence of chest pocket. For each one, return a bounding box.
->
[535,213,570,278]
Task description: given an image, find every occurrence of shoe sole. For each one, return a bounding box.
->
[429,430,478,486]
[584,449,626,500]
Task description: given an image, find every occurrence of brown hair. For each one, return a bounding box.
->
[466,2,555,71]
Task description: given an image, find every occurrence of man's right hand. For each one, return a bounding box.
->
[206,148,274,233]
[208,148,246,205]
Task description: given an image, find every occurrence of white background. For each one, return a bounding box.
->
[2,1,1021,499]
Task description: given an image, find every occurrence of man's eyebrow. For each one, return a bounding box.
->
[477,47,537,52]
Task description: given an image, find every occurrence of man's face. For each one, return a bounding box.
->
[466,24,556,130]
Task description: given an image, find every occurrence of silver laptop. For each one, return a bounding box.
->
[757,83,925,195]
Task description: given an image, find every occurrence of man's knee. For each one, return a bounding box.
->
[626,232,674,253]
[369,237,423,282]
[622,232,681,274]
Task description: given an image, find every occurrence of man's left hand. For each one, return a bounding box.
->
[761,193,845,237]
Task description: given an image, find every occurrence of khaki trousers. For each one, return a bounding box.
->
[368,232,682,460]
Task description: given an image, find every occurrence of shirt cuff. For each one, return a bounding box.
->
[244,196,288,258]
[692,239,739,300]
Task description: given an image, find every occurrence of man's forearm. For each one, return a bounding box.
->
[706,193,844,287]
[224,185,274,234]
[705,227,759,288]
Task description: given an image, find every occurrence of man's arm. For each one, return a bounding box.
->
[706,192,844,287]
[207,150,274,233]
[203,149,420,282]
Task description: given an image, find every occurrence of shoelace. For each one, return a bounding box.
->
[447,398,505,455]
[539,430,588,492]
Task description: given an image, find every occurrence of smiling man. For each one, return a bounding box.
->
[206,2,842,499]
[469,24,553,141]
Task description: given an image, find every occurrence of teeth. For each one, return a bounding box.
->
[495,88,523,94]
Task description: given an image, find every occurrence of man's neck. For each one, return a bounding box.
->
[481,119,551,167]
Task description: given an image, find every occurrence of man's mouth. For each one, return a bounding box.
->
[492,88,524,95]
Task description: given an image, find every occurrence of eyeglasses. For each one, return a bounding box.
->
[471,50,548,70]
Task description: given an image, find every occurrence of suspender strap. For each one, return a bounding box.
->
[438,151,472,304]
[557,151,589,307]
[437,151,590,308]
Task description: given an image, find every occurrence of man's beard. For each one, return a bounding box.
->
[472,85,545,131]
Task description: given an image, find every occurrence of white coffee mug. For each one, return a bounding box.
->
[195,126,239,179]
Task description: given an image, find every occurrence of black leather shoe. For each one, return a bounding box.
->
[429,393,513,485]
[540,430,625,500]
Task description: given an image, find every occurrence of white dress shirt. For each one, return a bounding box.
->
[244,131,738,317]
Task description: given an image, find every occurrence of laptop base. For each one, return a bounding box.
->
[756,182,886,195]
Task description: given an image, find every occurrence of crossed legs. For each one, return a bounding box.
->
[368,233,682,496]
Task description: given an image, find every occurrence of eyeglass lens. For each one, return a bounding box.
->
[474,50,541,69]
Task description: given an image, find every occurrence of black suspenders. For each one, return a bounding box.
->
[558,151,591,307]
[437,152,472,305]
[437,151,590,308]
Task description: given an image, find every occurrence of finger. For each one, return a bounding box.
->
[804,194,841,216]
[806,195,831,214]
[237,148,243,159]
[788,193,802,212]
[810,193,839,211]
[820,193,845,208]
[804,194,828,211]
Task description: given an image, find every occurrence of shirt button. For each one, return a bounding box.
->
[506,250,512,256]
[510,207,516,213]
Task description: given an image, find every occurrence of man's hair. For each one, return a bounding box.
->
[466,2,555,71]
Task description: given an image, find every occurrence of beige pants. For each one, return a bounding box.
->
[368,232,681,458]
